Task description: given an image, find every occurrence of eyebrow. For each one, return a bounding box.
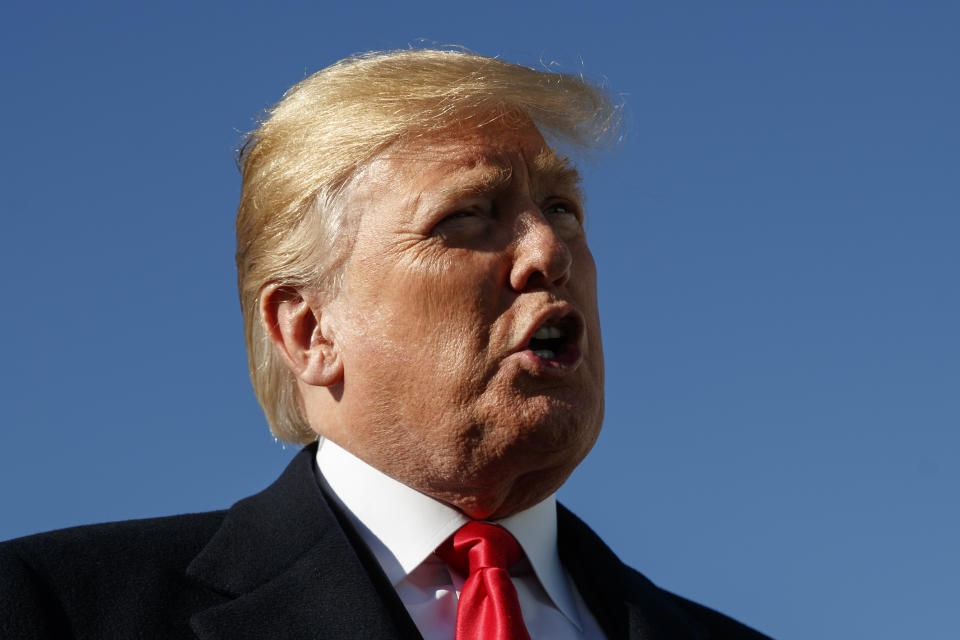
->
[436,149,583,203]
[437,164,514,201]
[530,149,583,202]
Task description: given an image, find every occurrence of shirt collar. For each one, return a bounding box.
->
[315,439,583,630]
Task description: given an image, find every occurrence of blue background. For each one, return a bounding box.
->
[2,2,957,638]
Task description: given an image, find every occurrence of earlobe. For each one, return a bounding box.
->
[259,285,344,387]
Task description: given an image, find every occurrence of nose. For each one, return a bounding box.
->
[508,212,572,291]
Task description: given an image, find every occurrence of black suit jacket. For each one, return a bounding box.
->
[1,445,771,639]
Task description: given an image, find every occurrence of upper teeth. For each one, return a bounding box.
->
[533,325,565,339]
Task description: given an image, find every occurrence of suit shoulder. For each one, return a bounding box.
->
[632,572,774,639]
[614,562,773,639]
[676,594,773,638]
[557,505,772,639]
[1,511,226,587]
[1,511,226,638]
[3,510,225,559]
[0,540,73,638]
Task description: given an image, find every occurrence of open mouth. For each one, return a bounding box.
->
[525,314,582,364]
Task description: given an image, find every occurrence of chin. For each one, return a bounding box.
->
[514,398,602,453]
[475,463,578,520]
[479,428,600,519]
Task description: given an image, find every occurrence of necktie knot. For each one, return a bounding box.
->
[436,521,531,640]
[436,521,523,575]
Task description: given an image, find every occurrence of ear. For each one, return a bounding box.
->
[259,284,343,387]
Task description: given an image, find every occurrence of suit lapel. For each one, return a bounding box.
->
[185,444,412,640]
[558,505,707,640]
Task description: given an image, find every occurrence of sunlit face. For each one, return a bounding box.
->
[322,120,604,519]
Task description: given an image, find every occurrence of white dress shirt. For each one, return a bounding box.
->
[315,440,606,640]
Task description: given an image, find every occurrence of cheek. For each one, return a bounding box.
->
[393,253,505,343]
[571,243,599,289]
[569,251,600,319]
[347,261,504,385]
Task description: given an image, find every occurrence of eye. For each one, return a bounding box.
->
[431,208,492,242]
[544,202,582,239]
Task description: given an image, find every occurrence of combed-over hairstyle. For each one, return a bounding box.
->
[237,48,620,443]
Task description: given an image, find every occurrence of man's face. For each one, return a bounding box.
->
[323,120,604,519]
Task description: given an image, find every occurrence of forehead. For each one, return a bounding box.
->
[409,120,548,161]
[356,121,581,199]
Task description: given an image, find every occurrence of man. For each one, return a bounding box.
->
[1,49,770,639]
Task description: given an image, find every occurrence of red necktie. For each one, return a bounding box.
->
[436,522,532,640]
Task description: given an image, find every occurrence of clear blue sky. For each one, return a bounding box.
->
[2,2,957,638]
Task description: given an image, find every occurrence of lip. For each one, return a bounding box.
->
[509,303,585,376]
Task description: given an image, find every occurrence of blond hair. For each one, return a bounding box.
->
[237,48,620,443]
